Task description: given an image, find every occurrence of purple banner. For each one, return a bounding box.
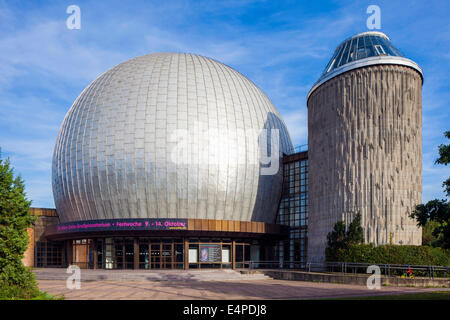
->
[54,218,188,233]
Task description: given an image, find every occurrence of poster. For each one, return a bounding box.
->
[199,244,221,262]
[188,248,198,263]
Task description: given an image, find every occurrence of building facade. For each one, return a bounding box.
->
[27,150,307,270]
[307,32,423,263]
[276,150,308,267]
[24,31,423,269]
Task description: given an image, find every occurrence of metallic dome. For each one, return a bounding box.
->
[52,53,293,223]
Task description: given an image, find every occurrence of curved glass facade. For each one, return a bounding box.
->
[319,31,404,80]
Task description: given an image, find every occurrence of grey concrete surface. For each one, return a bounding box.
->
[35,269,449,300]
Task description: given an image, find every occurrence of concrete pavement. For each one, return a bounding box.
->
[35,269,450,300]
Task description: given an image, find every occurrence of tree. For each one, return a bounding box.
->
[0,150,37,293]
[326,220,347,251]
[435,131,450,167]
[436,131,450,197]
[422,220,441,246]
[325,213,365,260]
[411,200,450,249]
[346,213,365,244]
[411,131,450,249]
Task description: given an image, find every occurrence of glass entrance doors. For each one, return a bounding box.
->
[124,241,134,269]
[69,237,262,270]
[146,240,183,269]
[112,238,134,269]
[161,243,172,269]
[139,243,149,269]
[150,243,160,269]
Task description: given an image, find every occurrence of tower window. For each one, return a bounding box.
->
[327,58,336,73]
[374,45,386,55]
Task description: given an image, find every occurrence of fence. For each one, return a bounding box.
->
[246,260,450,279]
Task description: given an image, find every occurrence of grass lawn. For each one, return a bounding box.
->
[337,291,450,300]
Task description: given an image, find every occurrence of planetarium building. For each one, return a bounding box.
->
[24,31,423,270]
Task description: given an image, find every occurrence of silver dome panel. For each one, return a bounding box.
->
[52,53,293,223]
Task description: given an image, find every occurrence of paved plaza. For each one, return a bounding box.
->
[35,269,449,300]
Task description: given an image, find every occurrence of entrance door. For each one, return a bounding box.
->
[115,243,123,269]
[124,242,134,269]
[100,239,183,269]
[161,243,172,269]
[139,244,149,269]
[114,239,134,269]
[150,243,160,269]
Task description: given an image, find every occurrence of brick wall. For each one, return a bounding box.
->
[22,208,59,267]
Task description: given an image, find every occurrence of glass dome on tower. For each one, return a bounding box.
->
[308,31,423,100]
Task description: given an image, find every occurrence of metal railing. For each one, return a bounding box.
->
[323,262,450,279]
[245,260,450,279]
[246,260,306,270]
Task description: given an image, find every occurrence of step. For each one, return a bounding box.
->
[33,268,272,282]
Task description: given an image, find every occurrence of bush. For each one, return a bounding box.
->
[0,269,60,300]
[0,281,58,300]
[0,280,39,300]
[422,221,442,246]
[325,213,364,261]
[330,243,450,266]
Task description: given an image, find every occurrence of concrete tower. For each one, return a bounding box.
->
[307,32,423,263]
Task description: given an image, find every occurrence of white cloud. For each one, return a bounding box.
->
[0,0,449,207]
[0,20,127,87]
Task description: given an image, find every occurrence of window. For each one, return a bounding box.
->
[374,44,386,55]
[277,155,309,267]
[35,241,64,267]
[327,58,336,73]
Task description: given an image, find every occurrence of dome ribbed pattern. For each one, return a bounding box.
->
[52,53,293,223]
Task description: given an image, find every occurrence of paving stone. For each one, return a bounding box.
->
[37,274,450,300]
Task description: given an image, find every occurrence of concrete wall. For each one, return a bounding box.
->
[260,270,449,288]
[307,65,423,263]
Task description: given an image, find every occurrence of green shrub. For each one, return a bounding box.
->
[0,281,37,300]
[0,279,60,300]
[422,221,442,246]
[326,213,365,261]
[329,243,450,266]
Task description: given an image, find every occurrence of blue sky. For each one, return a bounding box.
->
[0,0,449,208]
